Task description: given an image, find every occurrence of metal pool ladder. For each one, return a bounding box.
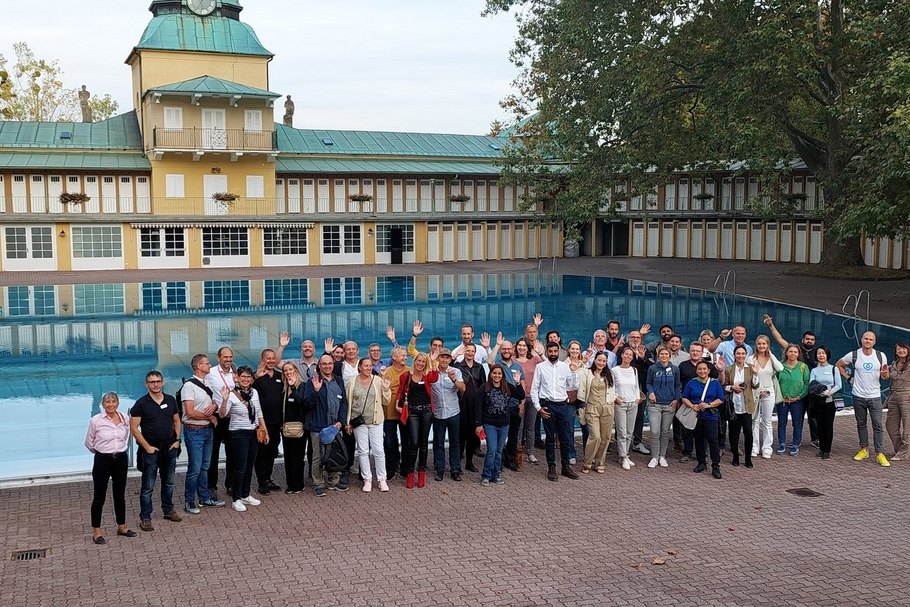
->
[841,289,870,344]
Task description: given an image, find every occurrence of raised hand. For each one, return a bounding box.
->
[639,323,651,335]
[495,331,504,346]
[479,332,491,349]
[279,331,290,347]
[762,313,773,326]
[311,374,323,392]
[386,325,396,342]
[255,361,268,378]
[412,320,424,336]
[382,375,392,390]
[533,313,543,327]
[220,386,231,403]
[324,336,334,353]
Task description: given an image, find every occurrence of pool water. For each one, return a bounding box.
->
[1,273,906,480]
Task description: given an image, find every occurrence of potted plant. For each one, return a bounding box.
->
[59,192,90,206]
[212,192,239,203]
[348,193,373,202]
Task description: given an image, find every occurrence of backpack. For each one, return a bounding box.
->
[175,377,212,417]
[321,433,349,473]
[848,349,885,383]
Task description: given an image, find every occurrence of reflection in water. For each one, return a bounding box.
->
[0,272,907,480]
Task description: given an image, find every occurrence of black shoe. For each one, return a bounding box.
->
[561,465,579,480]
[821,452,831,460]
[815,450,825,458]
[387,470,397,481]
[505,462,519,472]
[744,460,754,468]
[258,486,271,495]
[465,463,479,473]
[434,471,444,482]
[314,486,326,497]
[731,454,740,467]
[534,440,546,450]
[267,480,281,491]
[547,464,559,481]
[337,471,350,491]
[711,466,722,479]
[693,463,706,473]
[451,472,462,482]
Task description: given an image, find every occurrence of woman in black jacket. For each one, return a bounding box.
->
[475,364,525,486]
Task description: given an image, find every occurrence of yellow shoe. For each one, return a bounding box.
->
[853,448,869,461]
[877,453,891,467]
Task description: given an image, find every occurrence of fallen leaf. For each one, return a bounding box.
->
[727,527,735,532]
[652,558,666,565]
[754,506,763,510]
[667,549,679,556]
[630,563,643,570]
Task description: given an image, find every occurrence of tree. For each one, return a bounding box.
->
[0,42,118,122]
[484,0,910,266]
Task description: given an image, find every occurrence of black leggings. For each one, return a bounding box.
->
[404,410,432,473]
[91,452,128,528]
[814,398,836,453]
[728,412,753,459]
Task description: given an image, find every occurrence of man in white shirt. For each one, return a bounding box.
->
[709,325,754,367]
[451,324,489,364]
[182,354,228,513]
[205,346,236,500]
[836,331,891,466]
[584,330,617,368]
[530,342,579,481]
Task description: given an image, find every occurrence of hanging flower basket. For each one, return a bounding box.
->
[349,193,373,202]
[449,194,471,203]
[212,192,239,203]
[59,192,90,205]
[693,192,715,201]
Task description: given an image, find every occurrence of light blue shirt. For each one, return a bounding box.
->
[430,366,463,419]
[715,340,753,365]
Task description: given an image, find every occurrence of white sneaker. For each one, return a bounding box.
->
[762,451,772,459]
[240,495,261,506]
[232,500,247,512]
[647,458,659,468]
[378,480,389,492]
[751,449,759,457]
[659,457,669,468]
[362,480,372,493]
[569,457,577,465]
[628,458,636,466]
[528,454,539,464]
[634,443,651,455]
[621,458,631,471]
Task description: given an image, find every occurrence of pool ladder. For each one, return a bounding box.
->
[841,289,870,344]
[712,269,737,319]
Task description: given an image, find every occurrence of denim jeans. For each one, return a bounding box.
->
[183,426,213,507]
[139,445,178,520]
[647,403,675,458]
[853,396,884,453]
[482,423,509,481]
[776,399,805,449]
[541,401,575,467]
[228,429,258,501]
[432,414,461,474]
[614,402,637,458]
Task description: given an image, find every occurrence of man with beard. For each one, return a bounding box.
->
[455,343,486,472]
[530,342,579,481]
[668,334,689,366]
[382,346,410,480]
[627,329,655,456]
[583,329,618,368]
[648,324,675,355]
[763,314,819,369]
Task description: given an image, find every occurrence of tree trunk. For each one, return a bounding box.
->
[818,229,865,267]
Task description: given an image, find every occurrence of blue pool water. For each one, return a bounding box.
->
[1,273,906,480]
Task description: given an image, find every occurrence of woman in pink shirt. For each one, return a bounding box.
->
[84,392,136,544]
[515,338,543,464]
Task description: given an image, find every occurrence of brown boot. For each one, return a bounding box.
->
[561,464,580,480]
[547,464,559,481]
[515,446,524,470]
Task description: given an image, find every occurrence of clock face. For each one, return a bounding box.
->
[187,0,216,16]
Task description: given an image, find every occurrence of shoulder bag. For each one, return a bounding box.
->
[281,388,305,438]
[675,380,708,431]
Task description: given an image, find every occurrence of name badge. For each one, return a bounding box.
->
[160,403,168,409]
[276,378,282,383]
[288,397,295,402]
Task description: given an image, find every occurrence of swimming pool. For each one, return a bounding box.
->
[1,272,906,481]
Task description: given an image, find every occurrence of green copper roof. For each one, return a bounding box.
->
[276,157,501,175]
[0,113,143,150]
[147,75,280,98]
[132,13,272,58]
[0,152,150,170]
[275,124,505,158]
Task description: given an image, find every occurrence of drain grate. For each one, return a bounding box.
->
[11,549,47,561]
[786,487,823,498]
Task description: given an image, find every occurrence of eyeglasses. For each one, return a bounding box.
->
[146,380,163,384]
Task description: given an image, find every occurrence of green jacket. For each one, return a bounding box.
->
[777,362,810,400]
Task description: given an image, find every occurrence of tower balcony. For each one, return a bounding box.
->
[150,127,278,161]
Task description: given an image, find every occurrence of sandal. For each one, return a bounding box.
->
[595,466,606,474]
[93,536,106,545]
[117,529,138,538]
[581,466,591,474]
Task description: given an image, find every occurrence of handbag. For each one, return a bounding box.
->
[281,390,305,438]
[398,374,411,425]
[772,374,784,405]
[676,378,711,430]
[256,425,268,443]
[349,415,366,428]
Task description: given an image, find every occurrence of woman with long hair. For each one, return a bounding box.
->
[396,352,437,489]
[612,346,643,470]
[515,337,542,464]
[565,339,587,458]
[280,361,308,494]
[577,352,616,473]
[885,342,910,461]
[723,345,760,468]
[475,363,525,485]
[746,334,783,459]
[776,343,811,456]
[345,358,392,492]
[219,366,268,511]
[809,346,843,460]
[646,345,681,468]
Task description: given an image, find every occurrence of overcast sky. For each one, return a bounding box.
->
[0,0,521,135]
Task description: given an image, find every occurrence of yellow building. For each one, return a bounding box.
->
[0,0,562,275]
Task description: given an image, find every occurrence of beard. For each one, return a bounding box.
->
[547,353,559,363]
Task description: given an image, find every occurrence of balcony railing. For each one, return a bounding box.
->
[152,128,276,151]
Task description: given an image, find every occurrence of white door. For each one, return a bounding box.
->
[486,224,498,259]
[84,176,100,212]
[30,175,46,213]
[288,178,301,213]
[442,224,454,261]
[720,222,734,259]
[472,225,483,260]
[136,177,151,213]
[101,176,117,213]
[47,175,64,213]
[119,176,134,213]
[500,223,512,259]
[515,223,525,258]
[202,109,227,150]
[795,224,808,262]
[275,178,286,213]
[457,224,469,261]
[12,175,27,213]
[204,175,229,215]
[427,225,440,262]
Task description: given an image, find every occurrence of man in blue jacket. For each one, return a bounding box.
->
[302,354,349,497]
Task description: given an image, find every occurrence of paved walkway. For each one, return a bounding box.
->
[2,257,906,327]
[2,416,907,607]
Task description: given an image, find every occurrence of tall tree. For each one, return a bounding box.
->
[0,42,118,122]
[484,0,910,266]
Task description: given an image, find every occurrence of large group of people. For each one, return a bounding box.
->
[84,313,908,543]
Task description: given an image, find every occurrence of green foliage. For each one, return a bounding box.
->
[486,0,910,263]
[0,42,118,122]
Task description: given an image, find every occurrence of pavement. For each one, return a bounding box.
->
[2,416,908,607]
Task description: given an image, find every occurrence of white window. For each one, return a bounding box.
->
[72,226,122,258]
[246,175,265,198]
[165,174,184,197]
[163,107,183,129]
[244,110,263,131]
[5,227,53,260]
[139,228,186,257]
[202,228,248,256]
[264,227,307,255]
